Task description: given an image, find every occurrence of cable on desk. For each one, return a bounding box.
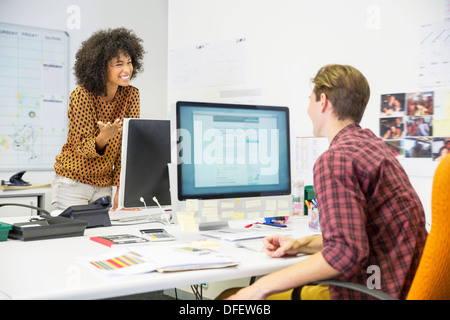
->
[0,203,51,218]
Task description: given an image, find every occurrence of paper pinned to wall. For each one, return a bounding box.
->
[433,119,450,136]
[446,91,450,118]
[168,38,246,90]
[295,137,329,185]
[419,21,450,88]
[445,0,450,20]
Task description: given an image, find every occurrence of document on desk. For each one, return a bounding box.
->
[78,245,239,277]
[201,227,293,241]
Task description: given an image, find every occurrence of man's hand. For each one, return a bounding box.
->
[263,234,323,258]
[263,235,301,258]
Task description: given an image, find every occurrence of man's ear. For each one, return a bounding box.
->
[320,93,329,113]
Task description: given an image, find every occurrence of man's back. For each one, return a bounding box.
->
[315,123,427,299]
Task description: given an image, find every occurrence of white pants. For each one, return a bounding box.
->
[51,175,112,210]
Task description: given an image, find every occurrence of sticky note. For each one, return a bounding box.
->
[264,211,275,217]
[233,212,245,220]
[247,212,261,219]
[203,200,218,207]
[277,200,289,209]
[221,211,235,219]
[265,200,277,211]
[191,240,220,247]
[202,207,218,221]
[186,199,199,212]
[221,202,234,209]
[176,211,198,232]
[246,200,261,208]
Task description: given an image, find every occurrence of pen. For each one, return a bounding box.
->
[305,200,311,210]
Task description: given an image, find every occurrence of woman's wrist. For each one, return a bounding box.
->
[95,134,108,154]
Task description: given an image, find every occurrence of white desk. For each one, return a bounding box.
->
[0,217,311,300]
[0,188,51,217]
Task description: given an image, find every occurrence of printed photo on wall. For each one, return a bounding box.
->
[432,137,450,162]
[380,117,404,139]
[406,91,434,116]
[380,93,405,117]
[385,140,403,157]
[404,137,432,158]
[405,116,433,137]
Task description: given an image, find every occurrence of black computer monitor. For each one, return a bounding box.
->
[176,101,291,201]
[119,119,171,208]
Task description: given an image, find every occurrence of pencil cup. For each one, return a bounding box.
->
[308,208,320,233]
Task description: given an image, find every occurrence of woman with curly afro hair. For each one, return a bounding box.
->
[52,28,145,211]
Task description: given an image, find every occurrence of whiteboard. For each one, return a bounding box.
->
[0,22,69,170]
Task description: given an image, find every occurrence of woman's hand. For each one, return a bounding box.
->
[110,187,141,212]
[96,119,122,154]
[98,119,123,140]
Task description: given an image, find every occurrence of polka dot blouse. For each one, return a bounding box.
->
[54,85,140,187]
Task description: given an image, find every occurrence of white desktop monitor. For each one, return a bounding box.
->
[176,101,291,201]
[119,119,171,209]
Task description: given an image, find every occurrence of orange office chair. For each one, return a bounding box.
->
[407,153,450,299]
[296,153,450,300]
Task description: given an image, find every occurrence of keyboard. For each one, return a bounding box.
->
[235,239,265,252]
[109,208,161,222]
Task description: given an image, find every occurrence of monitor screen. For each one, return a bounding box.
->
[119,119,171,208]
[176,101,291,200]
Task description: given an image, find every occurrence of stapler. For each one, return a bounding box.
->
[263,216,288,227]
[1,171,30,186]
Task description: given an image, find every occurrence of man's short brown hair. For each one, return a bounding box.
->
[312,64,370,123]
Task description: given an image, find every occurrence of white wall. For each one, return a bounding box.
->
[167,0,448,222]
[1,0,445,220]
[0,0,168,184]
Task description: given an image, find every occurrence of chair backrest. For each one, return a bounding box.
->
[407,153,450,300]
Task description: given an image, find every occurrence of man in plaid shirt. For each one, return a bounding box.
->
[227,64,427,300]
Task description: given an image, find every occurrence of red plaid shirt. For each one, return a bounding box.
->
[314,124,427,300]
